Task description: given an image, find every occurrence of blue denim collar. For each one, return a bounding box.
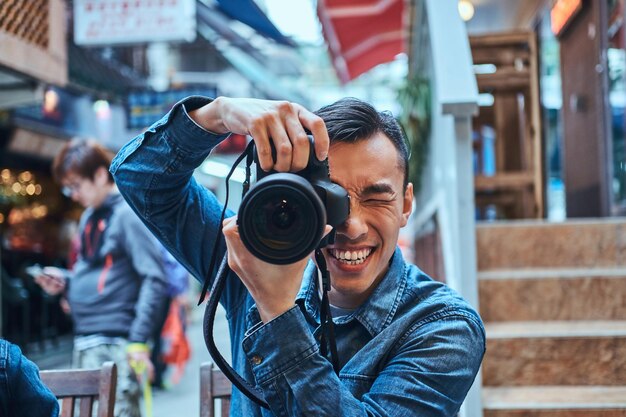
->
[297,247,407,336]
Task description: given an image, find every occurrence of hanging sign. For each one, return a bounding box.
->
[74,0,196,46]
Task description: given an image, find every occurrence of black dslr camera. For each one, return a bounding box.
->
[238,137,350,265]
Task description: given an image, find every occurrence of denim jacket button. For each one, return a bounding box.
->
[251,355,263,365]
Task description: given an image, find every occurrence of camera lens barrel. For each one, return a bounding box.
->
[238,173,327,265]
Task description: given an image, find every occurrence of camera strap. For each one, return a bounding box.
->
[200,141,271,408]
[200,141,341,409]
[203,254,271,408]
[315,248,340,374]
[197,140,255,306]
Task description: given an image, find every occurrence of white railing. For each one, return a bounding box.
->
[409,1,482,416]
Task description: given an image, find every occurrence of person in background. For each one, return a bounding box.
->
[111,96,485,416]
[150,245,190,389]
[34,139,169,417]
[0,338,59,417]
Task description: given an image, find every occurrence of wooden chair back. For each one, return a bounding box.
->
[200,362,232,417]
[40,361,117,417]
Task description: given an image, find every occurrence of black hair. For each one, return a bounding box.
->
[315,97,409,189]
[52,138,114,184]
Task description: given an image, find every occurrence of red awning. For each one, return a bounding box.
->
[317,0,406,83]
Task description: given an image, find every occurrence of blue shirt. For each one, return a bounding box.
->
[110,96,486,417]
[0,339,59,417]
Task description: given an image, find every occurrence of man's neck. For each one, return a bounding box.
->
[327,290,368,310]
[322,264,391,310]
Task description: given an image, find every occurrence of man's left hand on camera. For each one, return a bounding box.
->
[188,97,329,172]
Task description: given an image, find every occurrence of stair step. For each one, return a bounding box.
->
[483,321,626,386]
[486,320,626,339]
[476,219,626,270]
[479,268,626,321]
[484,386,626,409]
[478,267,626,280]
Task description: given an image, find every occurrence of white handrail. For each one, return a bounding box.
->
[409,1,482,417]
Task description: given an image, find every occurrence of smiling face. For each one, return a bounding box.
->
[323,132,413,309]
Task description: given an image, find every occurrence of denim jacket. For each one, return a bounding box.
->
[111,96,486,417]
[0,340,59,417]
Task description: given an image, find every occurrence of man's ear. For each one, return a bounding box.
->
[401,182,413,227]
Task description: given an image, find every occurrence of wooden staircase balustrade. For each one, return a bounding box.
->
[470,31,544,220]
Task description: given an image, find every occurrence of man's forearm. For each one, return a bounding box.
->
[111,97,230,282]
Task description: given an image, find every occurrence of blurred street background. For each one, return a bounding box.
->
[148,304,230,417]
[3,0,626,416]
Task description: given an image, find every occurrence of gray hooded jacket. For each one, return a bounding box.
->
[67,192,168,343]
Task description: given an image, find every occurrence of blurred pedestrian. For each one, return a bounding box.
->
[34,138,169,417]
[0,338,59,417]
[150,246,191,389]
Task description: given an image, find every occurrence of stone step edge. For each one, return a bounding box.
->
[476,217,626,228]
[478,267,626,280]
[485,320,626,339]
[483,386,626,410]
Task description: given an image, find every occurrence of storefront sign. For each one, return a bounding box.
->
[127,86,217,129]
[74,0,196,46]
[551,0,583,37]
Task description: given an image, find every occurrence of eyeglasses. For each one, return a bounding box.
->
[61,181,82,197]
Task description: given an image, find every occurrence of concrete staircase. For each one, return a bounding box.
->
[477,219,626,417]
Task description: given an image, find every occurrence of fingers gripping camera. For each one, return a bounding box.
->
[238,137,350,265]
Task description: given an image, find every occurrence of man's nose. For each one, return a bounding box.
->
[337,206,367,241]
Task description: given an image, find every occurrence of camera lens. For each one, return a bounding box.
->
[239,174,326,264]
[272,201,296,230]
[250,192,311,250]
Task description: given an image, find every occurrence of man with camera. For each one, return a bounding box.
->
[111,96,485,416]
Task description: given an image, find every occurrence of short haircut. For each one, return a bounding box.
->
[315,98,410,189]
[52,138,114,184]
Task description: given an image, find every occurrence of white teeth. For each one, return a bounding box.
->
[329,248,372,264]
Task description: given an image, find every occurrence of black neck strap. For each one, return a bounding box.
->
[197,140,255,306]
[201,141,340,409]
[315,248,340,373]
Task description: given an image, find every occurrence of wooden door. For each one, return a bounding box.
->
[559,0,612,217]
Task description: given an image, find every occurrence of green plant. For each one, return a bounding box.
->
[397,76,431,194]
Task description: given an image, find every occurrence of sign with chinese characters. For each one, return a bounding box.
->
[551,0,583,37]
[74,0,196,46]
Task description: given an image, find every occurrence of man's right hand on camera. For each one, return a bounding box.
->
[222,215,333,323]
[188,97,329,172]
[222,215,305,323]
[34,267,66,296]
